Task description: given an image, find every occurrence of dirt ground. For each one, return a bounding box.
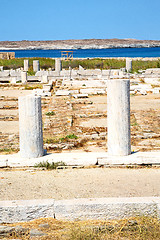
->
[0,167,160,201]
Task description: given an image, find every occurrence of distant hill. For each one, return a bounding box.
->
[0,39,160,50]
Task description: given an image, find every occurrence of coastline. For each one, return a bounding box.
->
[0,38,160,50]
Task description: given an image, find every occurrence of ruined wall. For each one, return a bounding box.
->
[0,52,15,59]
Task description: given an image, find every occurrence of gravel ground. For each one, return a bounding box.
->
[0,167,159,201]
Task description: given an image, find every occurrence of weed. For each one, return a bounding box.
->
[139,78,145,83]
[0,148,18,154]
[27,66,35,76]
[44,138,58,144]
[59,134,78,142]
[34,160,66,169]
[24,84,43,90]
[45,111,56,116]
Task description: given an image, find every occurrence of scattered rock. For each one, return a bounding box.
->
[39,223,50,229]
[0,225,29,238]
[30,229,47,237]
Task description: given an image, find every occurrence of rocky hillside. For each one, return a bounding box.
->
[0,39,160,50]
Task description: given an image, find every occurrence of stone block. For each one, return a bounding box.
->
[21,71,27,83]
[11,77,17,84]
[73,94,88,98]
[42,75,48,83]
[152,88,160,94]
[55,90,70,96]
[0,199,54,223]
[80,88,106,95]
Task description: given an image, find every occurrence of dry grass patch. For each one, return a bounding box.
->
[5,216,159,240]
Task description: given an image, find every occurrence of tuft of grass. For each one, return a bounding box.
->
[34,160,66,169]
[45,111,56,116]
[59,134,78,142]
[27,66,35,76]
[24,84,43,90]
[44,138,59,144]
[139,78,145,83]
[0,148,19,154]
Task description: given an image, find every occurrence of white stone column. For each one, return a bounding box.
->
[107,79,131,156]
[18,95,44,158]
[21,71,27,84]
[33,60,40,72]
[24,60,29,71]
[126,58,132,72]
[55,58,62,74]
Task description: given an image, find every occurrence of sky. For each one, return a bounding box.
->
[0,0,160,41]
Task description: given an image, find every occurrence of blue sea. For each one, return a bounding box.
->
[1,47,160,58]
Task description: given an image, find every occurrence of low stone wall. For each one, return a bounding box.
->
[0,197,159,223]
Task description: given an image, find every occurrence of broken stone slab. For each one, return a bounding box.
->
[62,80,107,88]
[43,84,52,91]
[80,88,106,95]
[79,65,84,71]
[69,90,79,94]
[0,70,10,77]
[152,88,160,94]
[55,90,71,96]
[144,78,160,85]
[140,89,147,95]
[72,94,88,98]
[0,159,8,167]
[32,89,51,97]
